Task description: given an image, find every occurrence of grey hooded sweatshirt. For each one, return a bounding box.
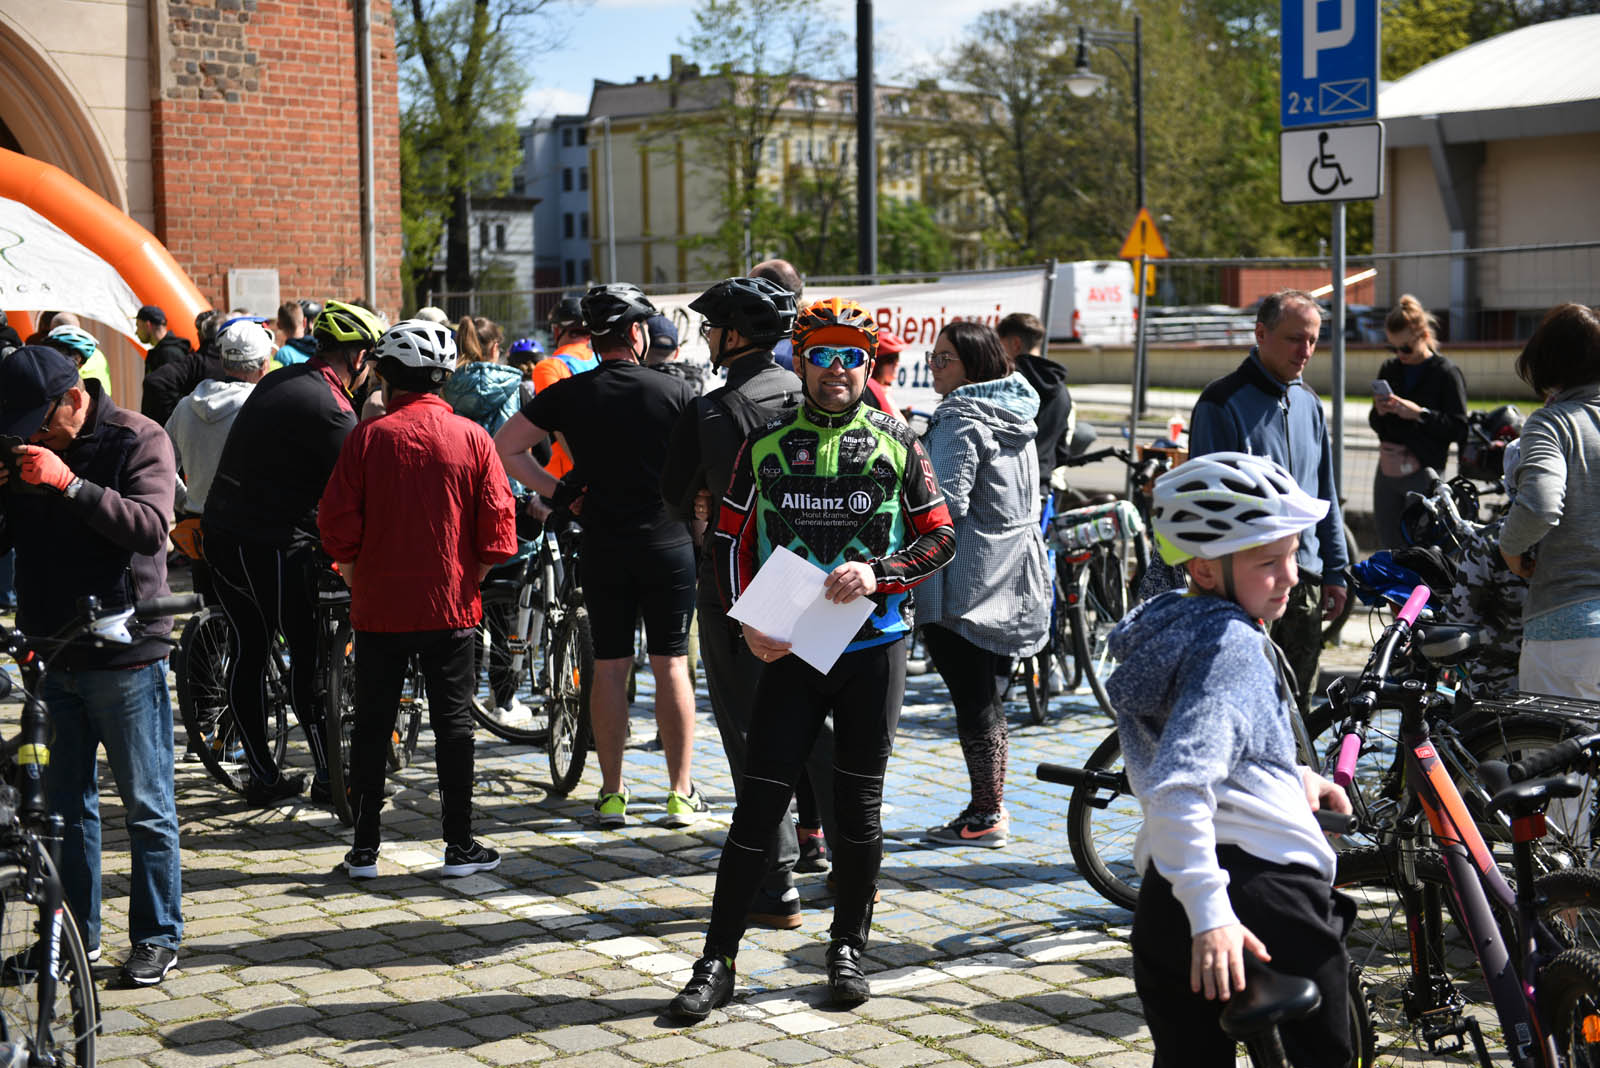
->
[915,371,1049,657]
[165,377,256,515]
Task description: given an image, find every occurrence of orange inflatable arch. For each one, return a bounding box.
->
[0,147,208,346]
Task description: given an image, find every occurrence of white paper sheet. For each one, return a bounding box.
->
[727,545,876,673]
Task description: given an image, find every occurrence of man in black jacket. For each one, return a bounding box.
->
[998,313,1073,487]
[135,305,193,375]
[0,345,184,987]
[141,310,224,428]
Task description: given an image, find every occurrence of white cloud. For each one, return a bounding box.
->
[520,85,591,122]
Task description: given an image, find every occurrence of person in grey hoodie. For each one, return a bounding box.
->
[166,319,271,519]
[1107,452,1351,1068]
[916,320,1049,849]
[1498,303,1600,698]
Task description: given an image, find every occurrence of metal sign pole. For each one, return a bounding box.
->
[1330,201,1346,499]
[1126,251,1147,499]
[1039,259,1058,360]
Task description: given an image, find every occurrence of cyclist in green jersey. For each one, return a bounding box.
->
[667,297,956,1021]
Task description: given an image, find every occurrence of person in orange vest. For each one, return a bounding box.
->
[529,297,598,478]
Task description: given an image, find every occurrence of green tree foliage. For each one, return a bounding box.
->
[1383,0,1600,77]
[395,0,550,308]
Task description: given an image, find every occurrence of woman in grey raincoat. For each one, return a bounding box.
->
[916,320,1050,850]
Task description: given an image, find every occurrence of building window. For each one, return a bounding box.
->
[581,259,591,280]
[478,220,488,248]
[577,127,588,146]
[793,87,818,109]
[563,213,574,239]
[562,128,573,147]
[579,166,589,191]
[580,212,589,238]
[564,260,576,285]
[840,90,853,112]
[495,224,506,251]
[562,168,573,191]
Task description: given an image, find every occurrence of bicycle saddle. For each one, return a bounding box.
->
[1478,759,1585,819]
[1412,623,1489,666]
[1219,960,1322,1038]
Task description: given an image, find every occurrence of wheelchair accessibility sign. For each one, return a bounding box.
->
[1279,122,1383,204]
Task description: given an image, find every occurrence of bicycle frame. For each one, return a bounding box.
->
[1334,584,1567,1067]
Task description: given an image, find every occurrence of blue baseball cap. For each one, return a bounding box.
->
[646,314,679,352]
[0,345,80,437]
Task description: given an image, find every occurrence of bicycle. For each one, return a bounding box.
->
[173,606,291,794]
[1329,582,1600,1065]
[0,592,200,1066]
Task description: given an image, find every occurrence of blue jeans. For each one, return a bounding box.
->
[43,661,183,952]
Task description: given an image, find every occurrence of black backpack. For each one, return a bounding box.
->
[703,376,801,452]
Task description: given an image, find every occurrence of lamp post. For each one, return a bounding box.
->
[1066,16,1150,435]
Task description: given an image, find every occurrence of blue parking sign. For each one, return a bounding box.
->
[1281,0,1380,128]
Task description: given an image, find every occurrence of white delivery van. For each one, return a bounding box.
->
[1048,260,1136,345]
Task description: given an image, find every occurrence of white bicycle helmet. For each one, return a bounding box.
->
[374,318,458,372]
[216,320,272,369]
[1151,451,1328,564]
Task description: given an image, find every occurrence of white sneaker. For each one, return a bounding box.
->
[495,698,536,726]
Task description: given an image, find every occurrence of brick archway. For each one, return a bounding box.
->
[0,13,125,213]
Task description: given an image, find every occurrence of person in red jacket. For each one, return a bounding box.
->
[319,319,519,879]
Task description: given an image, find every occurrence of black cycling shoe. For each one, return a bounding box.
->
[826,941,870,1006]
[667,955,734,1022]
[242,771,306,806]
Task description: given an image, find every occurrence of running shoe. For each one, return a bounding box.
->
[795,826,830,873]
[594,788,629,827]
[663,784,709,827]
[122,942,178,986]
[442,840,501,877]
[924,809,1008,848]
[344,846,380,879]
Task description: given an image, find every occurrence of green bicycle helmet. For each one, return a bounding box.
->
[312,299,386,348]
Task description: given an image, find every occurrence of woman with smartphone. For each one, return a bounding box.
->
[1369,294,1468,548]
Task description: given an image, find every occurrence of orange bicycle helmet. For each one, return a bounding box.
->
[794,297,879,354]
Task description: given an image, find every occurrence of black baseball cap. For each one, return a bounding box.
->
[0,346,80,437]
[135,304,167,326]
[646,314,679,352]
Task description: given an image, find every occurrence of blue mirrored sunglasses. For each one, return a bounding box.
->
[802,345,870,370]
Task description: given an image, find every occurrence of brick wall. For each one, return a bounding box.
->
[150,0,403,317]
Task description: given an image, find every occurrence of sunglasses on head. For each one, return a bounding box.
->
[802,345,870,370]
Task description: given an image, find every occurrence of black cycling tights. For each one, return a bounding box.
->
[207,530,328,785]
[704,640,905,959]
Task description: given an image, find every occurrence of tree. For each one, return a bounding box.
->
[396,0,555,310]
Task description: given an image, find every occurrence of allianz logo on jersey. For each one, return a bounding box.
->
[780,490,874,515]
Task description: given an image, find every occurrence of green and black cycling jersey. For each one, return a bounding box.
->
[715,400,956,653]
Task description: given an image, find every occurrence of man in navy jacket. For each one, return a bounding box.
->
[1189,290,1349,712]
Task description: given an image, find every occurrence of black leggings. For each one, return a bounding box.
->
[1133,846,1354,1068]
[704,640,905,958]
[921,623,1010,814]
[206,530,327,784]
[350,627,479,850]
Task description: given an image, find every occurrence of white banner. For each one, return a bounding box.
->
[0,197,141,338]
[651,268,1048,415]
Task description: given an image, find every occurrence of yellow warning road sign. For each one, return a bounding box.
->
[1119,207,1169,260]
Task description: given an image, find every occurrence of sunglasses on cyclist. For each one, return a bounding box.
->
[1387,342,1416,355]
[802,345,870,370]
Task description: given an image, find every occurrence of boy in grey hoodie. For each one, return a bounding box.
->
[1106,452,1352,1067]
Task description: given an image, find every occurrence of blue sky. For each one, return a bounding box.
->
[519,0,1001,122]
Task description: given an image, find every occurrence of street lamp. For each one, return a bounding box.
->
[1066,16,1151,425]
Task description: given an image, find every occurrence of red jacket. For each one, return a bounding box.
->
[319,392,518,632]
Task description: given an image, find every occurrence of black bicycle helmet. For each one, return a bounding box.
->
[549,296,585,327]
[690,277,797,350]
[580,283,658,338]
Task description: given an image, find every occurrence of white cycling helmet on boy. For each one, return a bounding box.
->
[1151,451,1328,564]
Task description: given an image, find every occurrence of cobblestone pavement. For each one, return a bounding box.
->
[22,626,1477,1068]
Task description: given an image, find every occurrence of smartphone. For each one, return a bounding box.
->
[1371,379,1393,397]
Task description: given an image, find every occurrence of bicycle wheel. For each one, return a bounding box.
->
[1457,714,1587,867]
[323,621,357,827]
[0,864,97,1067]
[1072,539,1141,716]
[1334,845,1516,1047]
[1534,867,1600,957]
[1065,730,1142,911]
[468,590,547,744]
[175,608,244,791]
[546,606,595,797]
[1537,948,1600,1065]
[387,659,425,771]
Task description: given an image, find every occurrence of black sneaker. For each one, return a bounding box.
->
[746,886,802,930]
[310,776,333,805]
[795,827,830,873]
[441,840,501,877]
[666,955,735,1022]
[826,940,870,1006]
[344,847,379,879]
[242,771,306,807]
[121,942,177,987]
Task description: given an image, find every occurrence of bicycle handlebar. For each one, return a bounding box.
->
[1506,731,1600,782]
[1331,583,1432,787]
